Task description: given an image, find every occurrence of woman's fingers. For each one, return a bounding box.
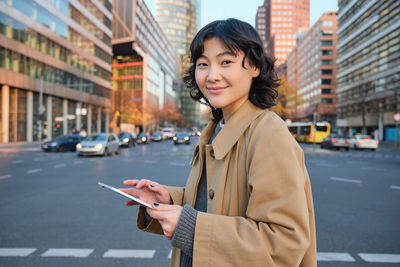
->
[123,179,139,186]
[136,179,157,189]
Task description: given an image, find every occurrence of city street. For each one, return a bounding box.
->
[0,138,399,266]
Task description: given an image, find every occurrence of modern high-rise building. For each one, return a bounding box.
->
[256,0,310,65]
[155,0,201,127]
[112,0,181,132]
[0,0,113,143]
[336,0,400,141]
[287,11,338,123]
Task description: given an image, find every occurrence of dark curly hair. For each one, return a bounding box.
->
[183,18,279,121]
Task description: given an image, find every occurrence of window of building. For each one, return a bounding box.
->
[321,50,333,56]
[321,89,332,94]
[321,60,333,65]
[321,69,333,75]
[321,79,332,85]
[320,40,333,46]
[321,98,333,104]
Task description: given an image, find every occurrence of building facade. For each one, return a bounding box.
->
[155,0,201,127]
[112,0,181,132]
[0,0,113,143]
[256,0,310,65]
[336,0,400,140]
[287,11,338,123]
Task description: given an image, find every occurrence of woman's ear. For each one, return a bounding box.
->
[251,67,260,78]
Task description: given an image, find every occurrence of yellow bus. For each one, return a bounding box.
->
[288,121,331,143]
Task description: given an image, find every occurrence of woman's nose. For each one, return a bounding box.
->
[207,66,222,82]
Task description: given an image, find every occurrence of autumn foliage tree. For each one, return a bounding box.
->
[270,75,300,120]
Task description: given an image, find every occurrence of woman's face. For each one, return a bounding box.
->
[195,37,260,120]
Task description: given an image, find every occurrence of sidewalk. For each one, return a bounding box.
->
[378,141,400,151]
[0,141,42,152]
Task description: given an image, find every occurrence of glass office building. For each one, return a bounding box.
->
[0,0,112,143]
[336,0,400,140]
[155,0,201,127]
[112,0,181,132]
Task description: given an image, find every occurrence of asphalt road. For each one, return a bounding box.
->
[0,139,399,266]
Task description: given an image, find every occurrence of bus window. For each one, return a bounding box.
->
[316,125,327,132]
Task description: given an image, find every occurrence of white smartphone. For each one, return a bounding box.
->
[98,182,153,209]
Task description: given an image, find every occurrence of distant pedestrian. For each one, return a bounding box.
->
[121,18,316,267]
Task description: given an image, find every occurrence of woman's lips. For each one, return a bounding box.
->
[208,86,227,94]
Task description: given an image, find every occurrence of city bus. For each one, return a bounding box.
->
[288,121,331,143]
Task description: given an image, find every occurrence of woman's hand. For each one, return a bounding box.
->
[147,204,183,240]
[120,179,171,206]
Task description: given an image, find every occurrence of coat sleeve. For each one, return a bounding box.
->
[193,122,314,267]
[137,185,185,235]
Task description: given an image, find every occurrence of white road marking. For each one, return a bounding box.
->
[0,174,12,180]
[54,164,66,168]
[27,168,42,174]
[41,248,93,258]
[0,248,36,256]
[73,160,83,164]
[12,159,24,164]
[168,249,172,259]
[103,249,155,258]
[144,160,157,164]
[390,185,400,190]
[33,158,44,161]
[317,252,355,262]
[358,253,400,263]
[169,162,185,166]
[361,166,386,171]
[330,177,362,184]
[316,163,338,167]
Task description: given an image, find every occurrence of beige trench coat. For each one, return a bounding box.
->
[137,100,317,267]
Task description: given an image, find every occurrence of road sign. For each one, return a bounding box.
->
[394,113,400,121]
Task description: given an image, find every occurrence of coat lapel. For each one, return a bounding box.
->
[212,101,265,160]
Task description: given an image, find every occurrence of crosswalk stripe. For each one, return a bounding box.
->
[103,249,155,258]
[390,185,400,190]
[41,248,94,258]
[0,248,36,256]
[317,252,355,262]
[358,253,400,263]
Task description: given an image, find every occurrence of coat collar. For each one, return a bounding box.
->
[199,100,265,160]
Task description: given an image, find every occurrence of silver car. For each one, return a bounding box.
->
[76,133,120,156]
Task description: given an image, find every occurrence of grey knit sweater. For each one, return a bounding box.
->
[171,122,223,267]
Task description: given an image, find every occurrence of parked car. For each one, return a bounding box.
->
[161,127,175,139]
[76,133,120,156]
[151,131,163,142]
[350,135,379,151]
[173,132,191,145]
[137,133,151,144]
[320,134,350,151]
[118,132,137,147]
[41,135,85,152]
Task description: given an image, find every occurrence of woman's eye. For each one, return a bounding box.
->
[196,63,207,67]
[222,60,233,65]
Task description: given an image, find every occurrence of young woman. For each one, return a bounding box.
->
[120,18,316,267]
